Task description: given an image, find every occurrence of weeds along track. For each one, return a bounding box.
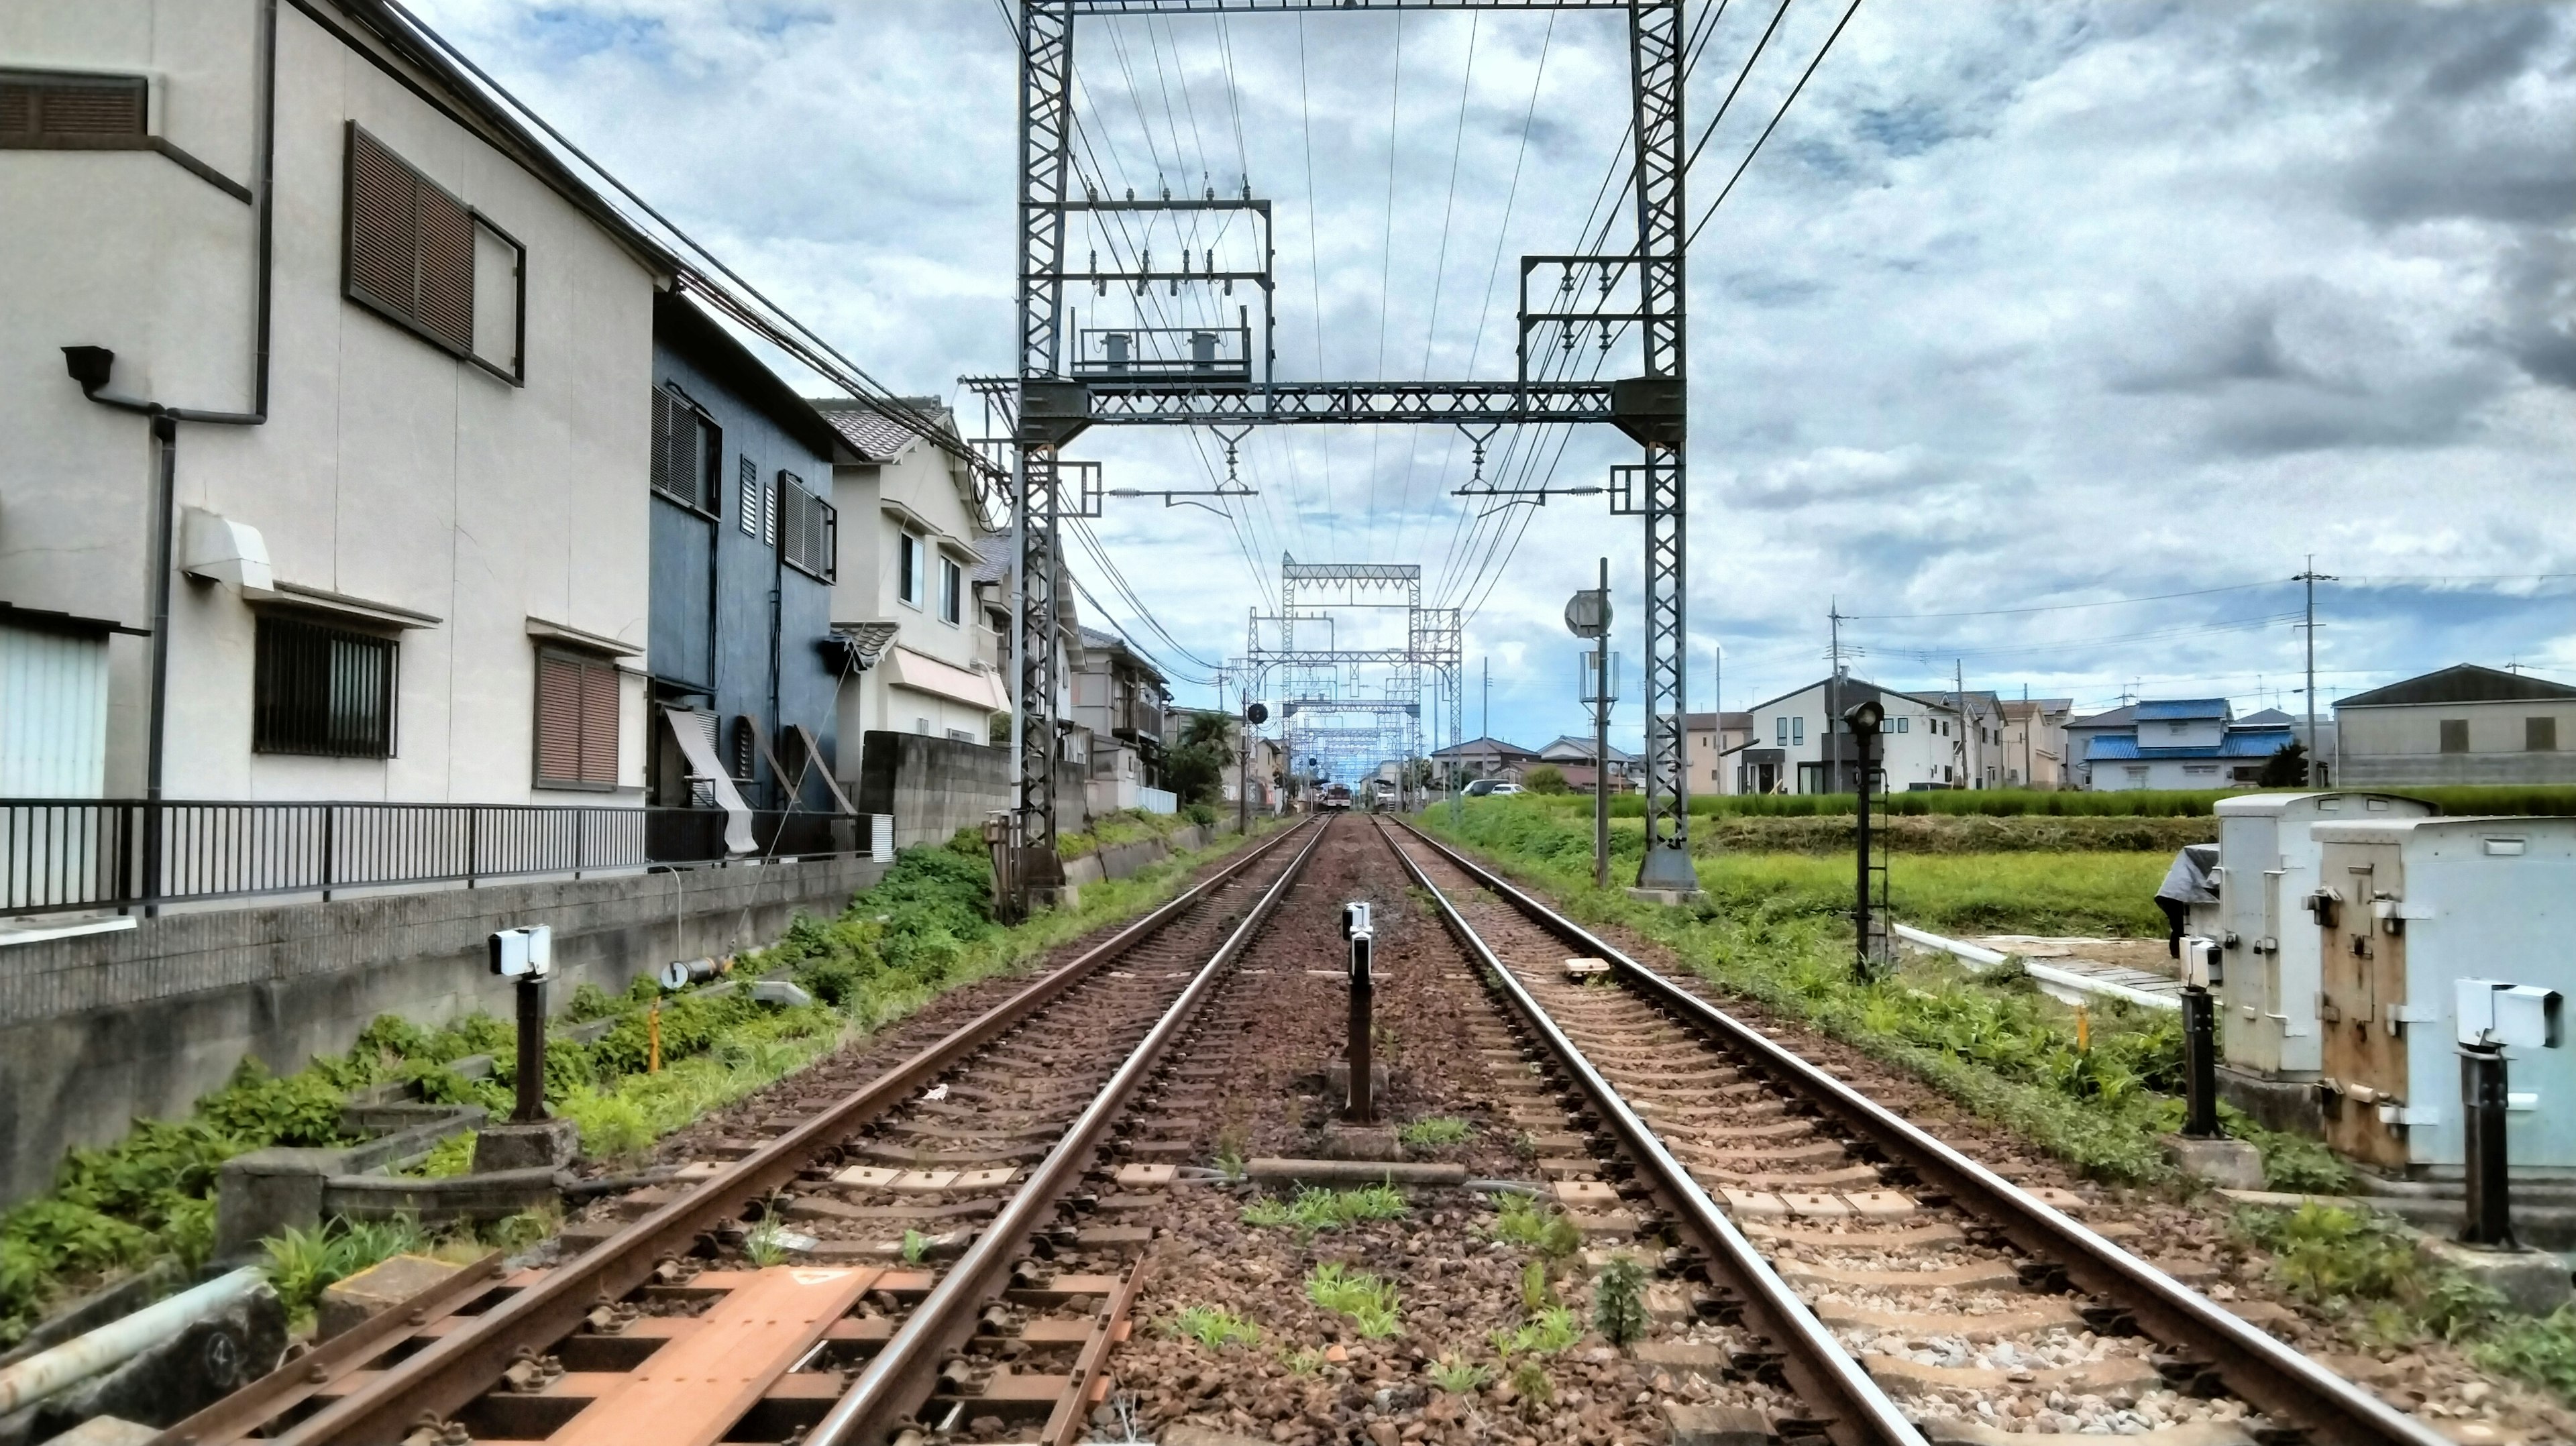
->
[1376,818,2450,1446]
[166,817,1325,1446]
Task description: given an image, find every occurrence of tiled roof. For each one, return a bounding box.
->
[808,397,952,463]
[828,620,900,666]
[2339,663,2576,708]
[2137,698,2230,721]
[2088,728,2294,761]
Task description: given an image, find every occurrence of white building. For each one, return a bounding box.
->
[1733,675,1965,794]
[817,399,1011,752]
[1,1,678,805]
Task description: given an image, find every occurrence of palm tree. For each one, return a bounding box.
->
[1177,712,1234,751]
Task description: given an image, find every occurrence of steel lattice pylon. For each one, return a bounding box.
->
[1006,0,1692,903]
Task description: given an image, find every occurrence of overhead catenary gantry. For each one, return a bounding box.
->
[994,0,1695,907]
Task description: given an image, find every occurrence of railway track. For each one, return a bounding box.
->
[155,816,1326,1446]
[1373,816,2450,1446]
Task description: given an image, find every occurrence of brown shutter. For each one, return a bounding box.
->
[414,182,475,352]
[0,75,146,140]
[0,85,29,137]
[535,654,582,784]
[579,660,621,785]
[346,129,418,321]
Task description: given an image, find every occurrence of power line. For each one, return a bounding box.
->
[1845,580,2282,620]
[1686,0,1864,249]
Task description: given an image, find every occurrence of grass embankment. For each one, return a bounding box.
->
[1692,812,2214,857]
[1059,801,1223,858]
[2234,1203,2576,1404]
[1560,783,2576,820]
[0,822,1265,1345]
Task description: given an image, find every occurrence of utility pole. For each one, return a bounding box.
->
[1712,641,1723,796]
[2294,557,2336,787]
[1954,657,1968,789]
[1482,657,1490,740]
[1827,600,1845,793]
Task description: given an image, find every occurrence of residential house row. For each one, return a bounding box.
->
[0,0,1166,858]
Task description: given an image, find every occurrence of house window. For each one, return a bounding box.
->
[940,557,962,624]
[2529,717,2558,753]
[342,125,524,379]
[2440,719,2469,753]
[1,70,146,143]
[1774,717,1787,746]
[649,387,719,512]
[2124,765,2147,783]
[1894,716,1909,734]
[899,533,924,608]
[533,649,620,789]
[777,472,836,581]
[254,614,397,758]
[1791,716,1805,745]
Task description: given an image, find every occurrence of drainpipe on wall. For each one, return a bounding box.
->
[60,0,279,912]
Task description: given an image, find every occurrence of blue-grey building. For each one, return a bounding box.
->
[2081,698,2294,791]
[644,293,858,843]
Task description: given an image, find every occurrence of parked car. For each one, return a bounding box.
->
[1464,779,1523,797]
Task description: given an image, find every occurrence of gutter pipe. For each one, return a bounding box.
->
[0,1268,268,1416]
[63,0,278,910]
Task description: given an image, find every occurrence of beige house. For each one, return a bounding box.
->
[2334,664,2576,786]
[816,399,1010,753]
[1682,710,1751,794]
[1,0,676,805]
[1997,698,2074,789]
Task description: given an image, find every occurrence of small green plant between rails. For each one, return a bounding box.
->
[1426,1353,1493,1393]
[1165,1304,1264,1351]
[1397,1117,1475,1149]
[1487,1193,1581,1258]
[1242,1183,1409,1235]
[1306,1262,1403,1338]
[0,824,1273,1347]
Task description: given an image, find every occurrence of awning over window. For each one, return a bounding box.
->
[883,646,1009,712]
[660,706,755,853]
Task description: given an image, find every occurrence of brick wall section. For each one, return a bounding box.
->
[0,856,883,1207]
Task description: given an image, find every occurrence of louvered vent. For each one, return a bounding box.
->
[0,73,146,142]
[343,125,478,359]
[777,473,837,581]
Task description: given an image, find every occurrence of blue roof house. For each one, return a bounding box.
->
[2082,698,2293,790]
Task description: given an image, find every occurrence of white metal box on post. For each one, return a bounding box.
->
[2306,817,2576,1179]
[2206,794,2432,1101]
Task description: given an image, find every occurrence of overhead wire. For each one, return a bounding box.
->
[1391,14,1484,570]
[1364,11,1409,561]
[1686,0,1866,249]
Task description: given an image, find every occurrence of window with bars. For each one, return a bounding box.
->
[343,123,523,378]
[254,615,398,758]
[778,472,837,581]
[738,456,760,536]
[0,70,146,144]
[649,386,720,513]
[533,649,621,789]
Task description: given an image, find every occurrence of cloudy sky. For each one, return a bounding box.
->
[413,0,2576,756]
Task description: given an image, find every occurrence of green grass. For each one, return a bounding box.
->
[1398,1117,1475,1148]
[2226,1202,2576,1404]
[1426,1353,1493,1392]
[1306,1262,1403,1337]
[1166,1304,1265,1350]
[1487,1193,1582,1258]
[1242,1184,1410,1235]
[1490,783,2576,820]
[262,1216,429,1324]
[1489,1302,1579,1357]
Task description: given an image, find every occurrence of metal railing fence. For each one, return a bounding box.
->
[1,799,889,917]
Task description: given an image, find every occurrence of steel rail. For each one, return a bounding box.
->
[252,816,1318,1446]
[1392,820,2453,1446]
[1371,819,1922,1446]
[809,816,1334,1445]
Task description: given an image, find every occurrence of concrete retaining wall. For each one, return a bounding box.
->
[855,730,1091,850]
[0,856,883,1207]
[1060,824,1213,887]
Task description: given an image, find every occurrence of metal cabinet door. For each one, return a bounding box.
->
[2318,840,2409,1168]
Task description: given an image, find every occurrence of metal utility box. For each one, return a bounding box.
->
[2307,817,2576,1177]
[2202,793,2433,1094]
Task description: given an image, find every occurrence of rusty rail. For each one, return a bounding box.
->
[1371,819,1923,1446]
[1389,819,2451,1446]
[807,815,1330,1444]
[237,816,1317,1446]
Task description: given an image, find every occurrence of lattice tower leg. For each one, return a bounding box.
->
[1629,0,1698,892]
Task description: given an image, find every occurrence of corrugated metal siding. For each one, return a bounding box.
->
[0,625,110,796]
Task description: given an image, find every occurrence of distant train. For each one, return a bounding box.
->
[1318,783,1353,811]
